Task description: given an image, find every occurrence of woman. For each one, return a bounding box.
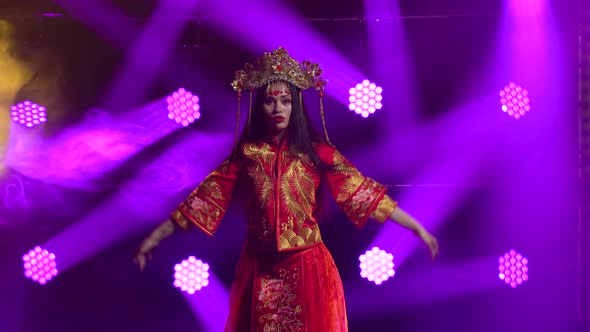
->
[134,47,439,331]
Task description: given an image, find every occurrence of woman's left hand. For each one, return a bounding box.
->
[417,228,439,262]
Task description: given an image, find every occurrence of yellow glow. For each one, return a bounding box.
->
[0,20,34,176]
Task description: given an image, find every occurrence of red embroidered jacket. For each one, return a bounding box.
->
[171,137,398,251]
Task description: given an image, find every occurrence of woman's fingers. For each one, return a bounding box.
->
[134,252,147,272]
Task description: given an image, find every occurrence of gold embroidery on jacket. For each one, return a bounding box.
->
[327,148,390,226]
[241,142,325,249]
[243,143,274,212]
[331,150,365,203]
[171,209,191,231]
[370,195,398,222]
[276,154,321,249]
[243,143,274,164]
[200,179,223,201]
[278,218,321,250]
[280,157,316,224]
[184,196,222,232]
[340,179,385,224]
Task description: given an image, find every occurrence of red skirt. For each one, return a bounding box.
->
[224,243,348,332]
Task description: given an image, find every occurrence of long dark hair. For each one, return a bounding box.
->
[232,81,332,221]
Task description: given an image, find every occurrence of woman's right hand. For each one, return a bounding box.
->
[133,239,158,272]
[133,219,176,272]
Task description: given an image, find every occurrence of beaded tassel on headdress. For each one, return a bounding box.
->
[248,89,253,128]
[234,92,241,146]
[231,47,331,146]
[318,91,331,145]
[233,90,255,146]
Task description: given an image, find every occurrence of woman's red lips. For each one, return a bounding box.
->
[273,117,285,122]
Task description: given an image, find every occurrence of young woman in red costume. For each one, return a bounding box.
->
[134,47,439,332]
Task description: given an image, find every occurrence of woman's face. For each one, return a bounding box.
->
[262,81,292,135]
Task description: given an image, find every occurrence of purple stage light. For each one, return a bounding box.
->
[173,256,210,294]
[22,246,58,285]
[359,247,395,285]
[11,101,48,128]
[348,80,383,118]
[498,249,528,288]
[499,82,530,119]
[166,88,201,127]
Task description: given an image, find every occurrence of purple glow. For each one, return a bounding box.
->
[198,0,366,104]
[173,256,210,294]
[507,0,549,17]
[359,247,395,285]
[348,80,383,118]
[499,82,530,119]
[10,101,48,128]
[22,246,58,285]
[166,88,201,127]
[498,249,528,288]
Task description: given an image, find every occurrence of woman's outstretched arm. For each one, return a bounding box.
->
[133,155,243,271]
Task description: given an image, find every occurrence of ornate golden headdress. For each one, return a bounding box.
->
[230,47,331,145]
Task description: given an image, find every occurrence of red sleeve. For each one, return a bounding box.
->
[317,143,398,227]
[170,157,242,236]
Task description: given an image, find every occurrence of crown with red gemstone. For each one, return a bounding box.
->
[231,47,327,93]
